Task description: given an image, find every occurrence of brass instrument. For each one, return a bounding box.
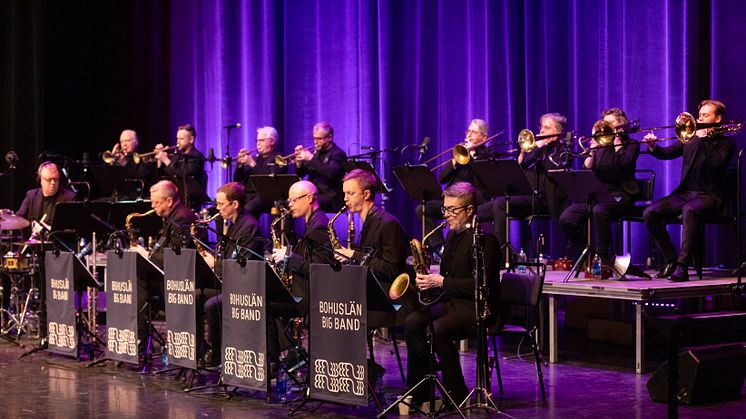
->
[87,232,98,344]
[423,131,503,170]
[125,209,156,248]
[347,211,355,250]
[577,120,622,153]
[222,148,256,169]
[101,150,129,165]
[640,112,743,144]
[192,212,220,259]
[135,145,177,163]
[270,207,293,288]
[516,129,565,153]
[275,145,316,167]
[328,205,347,250]
[389,221,447,305]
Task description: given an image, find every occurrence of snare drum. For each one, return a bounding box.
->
[3,251,29,271]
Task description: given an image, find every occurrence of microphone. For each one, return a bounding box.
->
[418,137,430,162]
[223,123,242,129]
[207,148,217,169]
[5,151,18,168]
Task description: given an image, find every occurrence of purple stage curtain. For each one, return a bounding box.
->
[165,0,746,263]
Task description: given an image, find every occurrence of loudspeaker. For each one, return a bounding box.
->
[647,343,746,404]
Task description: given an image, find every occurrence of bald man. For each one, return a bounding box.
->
[109,129,157,200]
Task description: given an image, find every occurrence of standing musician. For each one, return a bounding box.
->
[202,182,262,367]
[418,119,494,252]
[559,108,640,266]
[492,113,570,251]
[17,161,75,227]
[234,126,288,217]
[154,124,208,209]
[405,182,499,405]
[147,180,198,269]
[107,129,157,200]
[643,99,736,282]
[294,121,348,212]
[270,180,331,313]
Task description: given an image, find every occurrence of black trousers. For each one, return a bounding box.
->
[492,195,549,249]
[405,300,476,403]
[643,191,716,266]
[559,199,631,262]
[416,200,493,248]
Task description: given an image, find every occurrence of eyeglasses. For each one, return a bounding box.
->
[313,136,329,141]
[216,200,235,209]
[440,205,468,215]
[287,193,310,205]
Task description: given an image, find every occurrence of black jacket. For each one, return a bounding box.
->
[649,134,735,213]
[149,201,197,268]
[117,155,157,200]
[286,208,331,278]
[438,145,491,201]
[17,187,76,225]
[296,143,347,211]
[521,140,571,219]
[160,148,208,207]
[215,209,261,276]
[587,135,640,202]
[352,206,408,285]
[234,150,288,185]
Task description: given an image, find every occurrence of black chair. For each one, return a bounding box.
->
[488,262,547,402]
[615,169,656,255]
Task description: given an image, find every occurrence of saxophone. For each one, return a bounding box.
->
[390,221,447,305]
[328,205,347,250]
[125,209,156,248]
[270,208,293,288]
[192,212,219,259]
[347,211,355,250]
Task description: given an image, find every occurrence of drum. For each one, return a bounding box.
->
[3,251,30,272]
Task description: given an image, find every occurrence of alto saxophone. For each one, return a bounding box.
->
[390,221,447,305]
[328,205,347,250]
[125,209,156,248]
[347,211,355,250]
[192,212,220,258]
[270,208,293,288]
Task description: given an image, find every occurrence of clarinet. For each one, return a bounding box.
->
[471,215,490,321]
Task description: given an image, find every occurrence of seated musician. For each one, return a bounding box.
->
[417,119,494,253]
[559,108,640,267]
[106,129,157,200]
[153,124,208,210]
[147,180,198,269]
[18,161,75,232]
[202,182,262,367]
[405,182,499,405]
[492,113,570,253]
[643,99,736,282]
[234,126,288,218]
[294,121,348,212]
[270,180,332,313]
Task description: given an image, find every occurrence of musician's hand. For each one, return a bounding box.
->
[271,246,287,264]
[334,247,355,262]
[643,133,657,150]
[297,149,314,162]
[415,272,444,290]
[154,143,170,165]
[112,143,121,154]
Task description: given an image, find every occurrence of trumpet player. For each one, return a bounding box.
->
[405,182,499,406]
[643,100,736,282]
[294,121,348,212]
[559,108,640,267]
[271,181,331,312]
[154,124,208,209]
[492,113,570,252]
[202,182,262,367]
[417,119,494,252]
[107,129,157,200]
[234,126,288,217]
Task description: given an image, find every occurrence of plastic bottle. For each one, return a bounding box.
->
[516,248,527,273]
[276,367,288,402]
[592,254,602,278]
[161,345,169,367]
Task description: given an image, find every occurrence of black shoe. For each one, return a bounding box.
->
[656,262,677,278]
[202,349,220,368]
[669,264,689,282]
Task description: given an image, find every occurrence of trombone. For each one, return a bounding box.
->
[516,129,567,153]
[423,131,503,171]
[638,111,742,144]
[275,145,316,167]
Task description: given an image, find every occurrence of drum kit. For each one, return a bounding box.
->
[0,209,46,342]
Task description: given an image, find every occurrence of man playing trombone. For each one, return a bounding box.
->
[492,113,570,253]
[234,126,288,217]
[643,100,736,282]
[294,121,348,212]
[559,108,640,267]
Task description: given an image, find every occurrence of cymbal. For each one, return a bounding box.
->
[13,239,47,246]
[0,214,30,231]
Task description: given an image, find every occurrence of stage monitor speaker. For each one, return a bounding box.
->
[647,343,746,405]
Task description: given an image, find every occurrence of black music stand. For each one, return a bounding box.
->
[160,174,209,210]
[549,169,616,282]
[471,159,533,267]
[393,165,442,240]
[52,202,115,237]
[343,161,387,194]
[249,174,300,204]
[89,165,127,200]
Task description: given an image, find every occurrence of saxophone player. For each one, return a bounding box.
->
[270,180,331,313]
[148,180,198,269]
[202,182,262,367]
[405,182,500,406]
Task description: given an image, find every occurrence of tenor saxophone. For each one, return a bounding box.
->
[328,205,347,250]
[192,212,220,258]
[125,209,156,248]
[390,221,447,305]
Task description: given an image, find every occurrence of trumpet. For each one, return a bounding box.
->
[389,221,447,305]
[101,150,127,165]
[135,145,178,163]
[423,131,503,170]
[222,148,257,169]
[275,145,316,167]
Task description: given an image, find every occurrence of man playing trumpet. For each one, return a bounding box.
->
[234,126,288,217]
[294,121,348,212]
[105,129,157,200]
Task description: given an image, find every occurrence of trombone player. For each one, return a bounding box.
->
[294,121,348,212]
[643,100,736,282]
[405,182,499,406]
[492,113,570,254]
[234,126,288,217]
[417,119,494,253]
[559,108,640,267]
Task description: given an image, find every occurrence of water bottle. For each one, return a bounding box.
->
[276,367,288,402]
[592,254,602,278]
[26,312,40,339]
[516,248,527,274]
[161,345,169,367]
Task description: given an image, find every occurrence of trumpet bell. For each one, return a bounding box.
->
[389,273,412,300]
[517,129,536,152]
[101,151,116,165]
[452,143,471,165]
[675,112,697,144]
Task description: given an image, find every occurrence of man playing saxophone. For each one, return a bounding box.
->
[405,182,500,406]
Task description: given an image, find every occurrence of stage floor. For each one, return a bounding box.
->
[1,331,744,418]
